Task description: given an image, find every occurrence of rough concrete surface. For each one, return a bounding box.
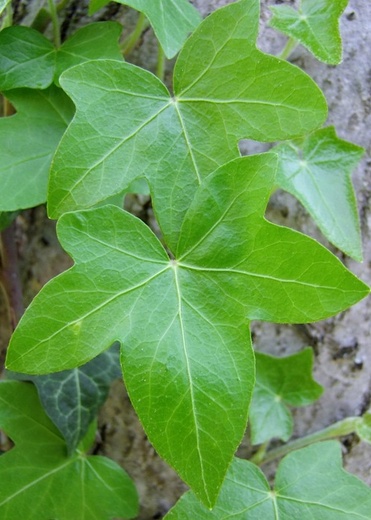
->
[0,1,370,519]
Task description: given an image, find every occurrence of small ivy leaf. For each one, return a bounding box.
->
[356,411,371,444]
[8,343,121,454]
[250,348,323,445]
[0,381,139,520]
[165,442,371,518]
[269,0,348,65]
[275,127,364,261]
[0,26,55,90]
[54,22,124,86]
[50,0,327,248]
[0,86,74,211]
[89,0,201,59]
[7,154,369,506]
[0,22,123,91]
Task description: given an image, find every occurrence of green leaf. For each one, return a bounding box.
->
[356,412,371,444]
[8,343,121,453]
[165,442,371,519]
[250,348,323,445]
[0,22,123,91]
[0,86,74,211]
[49,0,327,248]
[89,0,201,58]
[0,380,138,519]
[269,0,348,65]
[0,26,55,90]
[275,127,364,261]
[7,154,369,505]
[54,22,123,85]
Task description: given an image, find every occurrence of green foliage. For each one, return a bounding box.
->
[9,343,121,453]
[6,154,369,506]
[0,22,123,90]
[275,126,364,261]
[0,381,139,519]
[165,442,371,519]
[269,0,348,64]
[89,0,201,58]
[0,0,370,515]
[250,348,323,444]
[0,86,74,211]
[48,0,327,250]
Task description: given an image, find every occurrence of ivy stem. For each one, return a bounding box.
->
[1,2,13,29]
[156,42,166,81]
[254,417,360,466]
[47,0,61,48]
[278,37,298,60]
[0,221,24,330]
[121,12,149,57]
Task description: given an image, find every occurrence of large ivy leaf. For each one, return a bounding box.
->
[250,348,323,445]
[9,343,121,453]
[0,380,138,519]
[165,442,371,518]
[0,86,74,211]
[89,0,201,58]
[49,0,327,248]
[269,0,348,65]
[7,154,369,506]
[275,127,364,261]
[0,22,122,91]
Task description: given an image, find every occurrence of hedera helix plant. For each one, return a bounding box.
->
[0,0,370,517]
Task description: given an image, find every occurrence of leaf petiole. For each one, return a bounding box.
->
[47,0,61,48]
[256,416,360,465]
[120,11,149,57]
[278,37,298,60]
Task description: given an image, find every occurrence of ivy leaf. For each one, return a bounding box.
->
[0,380,139,520]
[250,348,323,445]
[165,442,371,519]
[269,0,348,65]
[49,0,327,248]
[0,86,74,211]
[89,0,201,59]
[54,22,123,85]
[275,127,364,261]
[8,343,121,453]
[0,26,55,90]
[0,22,123,91]
[7,154,369,506]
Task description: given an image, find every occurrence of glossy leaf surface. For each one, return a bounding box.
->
[250,348,323,444]
[50,0,327,248]
[0,86,74,211]
[9,344,121,453]
[165,443,371,519]
[89,0,201,58]
[270,0,348,64]
[7,154,369,505]
[0,381,138,519]
[275,127,364,261]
